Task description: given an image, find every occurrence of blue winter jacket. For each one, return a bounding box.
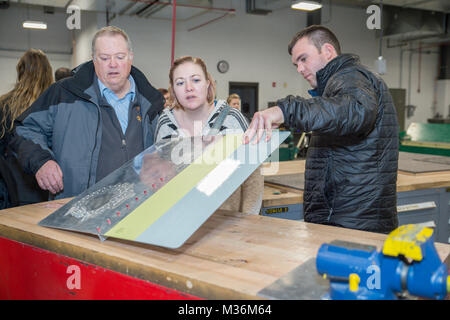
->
[11,61,163,199]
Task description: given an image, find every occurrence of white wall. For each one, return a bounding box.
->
[106,1,304,108]
[72,11,102,66]
[0,4,72,94]
[0,1,442,129]
[320,3,440,129]
[435,80,450,118]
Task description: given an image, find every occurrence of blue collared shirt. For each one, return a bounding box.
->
[98,75,136,134]
[308,88,319,97]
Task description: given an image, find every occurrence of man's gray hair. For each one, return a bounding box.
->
[91,26,133,59]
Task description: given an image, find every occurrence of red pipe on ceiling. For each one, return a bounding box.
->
[171,0,176,66]
[127,1,235,65]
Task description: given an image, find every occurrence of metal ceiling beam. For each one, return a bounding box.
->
[144,2,170,18]
[170,0,175,65]
[118,1,137,15]
[127,0,235,14]
[64,0,74,10]
[182,9,210,22]
[135,2,158,16]
[187,12,230,32]
[400,0,440,7]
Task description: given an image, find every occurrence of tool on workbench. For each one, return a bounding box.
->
[316,224,449,300]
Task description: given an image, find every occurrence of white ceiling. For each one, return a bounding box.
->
[332,0,450,12]
[9,0,237,20]
[7,0,450,20]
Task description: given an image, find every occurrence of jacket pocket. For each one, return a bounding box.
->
[60,164,90,198]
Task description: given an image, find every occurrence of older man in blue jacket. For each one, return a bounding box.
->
[244,25,399,233]
[11,26,164,199]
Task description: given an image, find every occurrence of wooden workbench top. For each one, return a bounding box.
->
[262,160,305,176]
[2,199,448,299]
[263,156,450,193]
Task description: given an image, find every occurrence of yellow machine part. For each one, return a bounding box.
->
[349,273,360,292]
[382,225,434,261]
[447,276,450,293]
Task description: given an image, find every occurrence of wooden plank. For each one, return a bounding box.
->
[263,172,450,192]
[263,173,450,208]
[397,172,450,192]
[265,174,305,191]
[262,160,305,176]
[262,185,302,207]
[401,141,450,150]
[262,158,450,192]
[2,199,448,299]
[398,152,450,175]
[264,154,450,177]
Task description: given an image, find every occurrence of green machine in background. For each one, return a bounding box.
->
[275,122,450,160]
[400,122,450,157]
[272,122,450,160]
[273,129,309,161]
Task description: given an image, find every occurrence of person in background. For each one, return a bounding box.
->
[155,56,263,215]
[10,26,164,199]
[227,93,241,110]
[54,67,72,81]
[158,88,170,108]
[0,49,52,208]
[244,25,399,233]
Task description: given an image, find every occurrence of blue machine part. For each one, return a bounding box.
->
[316,225,449,300]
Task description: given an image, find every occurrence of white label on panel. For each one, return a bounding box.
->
[397,201,436,213]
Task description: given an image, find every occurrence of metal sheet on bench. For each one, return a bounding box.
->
[39,131,289,248]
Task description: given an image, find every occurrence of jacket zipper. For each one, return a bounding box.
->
[88,103,101,187]
[326,150,335,222]
[327,208,333,222]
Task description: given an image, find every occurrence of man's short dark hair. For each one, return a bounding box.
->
[54,67,72,81]
[288,25,341,56]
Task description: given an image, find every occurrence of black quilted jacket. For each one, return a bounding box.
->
[277,54,399,233]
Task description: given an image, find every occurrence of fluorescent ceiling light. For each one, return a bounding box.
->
[23,21,47,30]
[291,1,322,11]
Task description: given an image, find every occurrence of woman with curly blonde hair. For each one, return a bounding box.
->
[0,49,53,208]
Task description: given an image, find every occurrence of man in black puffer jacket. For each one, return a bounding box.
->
[244,25,399,233]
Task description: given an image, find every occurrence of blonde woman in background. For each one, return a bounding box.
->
[0,49,53,208]
[158,88,170,108]
[155,56,263,215]
[227,93,241,110]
